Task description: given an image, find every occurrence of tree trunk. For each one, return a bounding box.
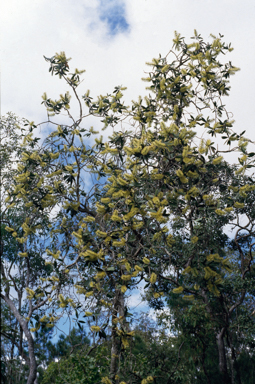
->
[226,331,242,384]
[110,289,125,383]
[1,294,37,384]
[110,324,119,383]
[201,345,211,384]
[216,329,231,384]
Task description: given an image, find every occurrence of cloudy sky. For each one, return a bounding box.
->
[1,0,255,143]
[1,0,255,329]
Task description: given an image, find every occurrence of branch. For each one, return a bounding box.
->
[32,296,49,312]
[228,290,246,316]
[243,241,255,278]
[167,341,184,384]
[1,330,30,365]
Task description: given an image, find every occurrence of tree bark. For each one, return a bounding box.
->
[110,289,125,383]
[216,329,231,384]
[226,331,242,384]
[1,294,37,384]
[110,324,119,383]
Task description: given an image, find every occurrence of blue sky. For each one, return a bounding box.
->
[98,0,130,36]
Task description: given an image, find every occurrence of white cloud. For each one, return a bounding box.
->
[127,283,148,311]
[1,0,254,143]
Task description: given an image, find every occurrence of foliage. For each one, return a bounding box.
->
[41,344,109,384]
[0,113,61,384]
[1,31,255,383]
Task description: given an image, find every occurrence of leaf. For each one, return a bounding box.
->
[99,330,107,339]
[77,322,82,331]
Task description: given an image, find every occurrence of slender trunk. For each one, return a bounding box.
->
[110,324,119,383]
[229,355,235,384]
[216,329,231,384]
[10,344,15,384]
[226,331,242,384]
[10,316,15,384]
[110,290,125,383]
[201,345,211,384]
[1,294,37,384]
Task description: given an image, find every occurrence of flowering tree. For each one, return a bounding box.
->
[0,114,58,384]
[2,31,254,384]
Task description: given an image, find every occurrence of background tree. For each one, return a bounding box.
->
[1,300,30,384]
[0,114,64,384]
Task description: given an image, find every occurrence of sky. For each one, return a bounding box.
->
[1,0,255,142]
[1,0,255,338]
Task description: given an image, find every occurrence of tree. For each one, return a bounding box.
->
[2,31,255,383]
[0,114,61,384]
[1,300,30,384]
[41,341,109,384]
